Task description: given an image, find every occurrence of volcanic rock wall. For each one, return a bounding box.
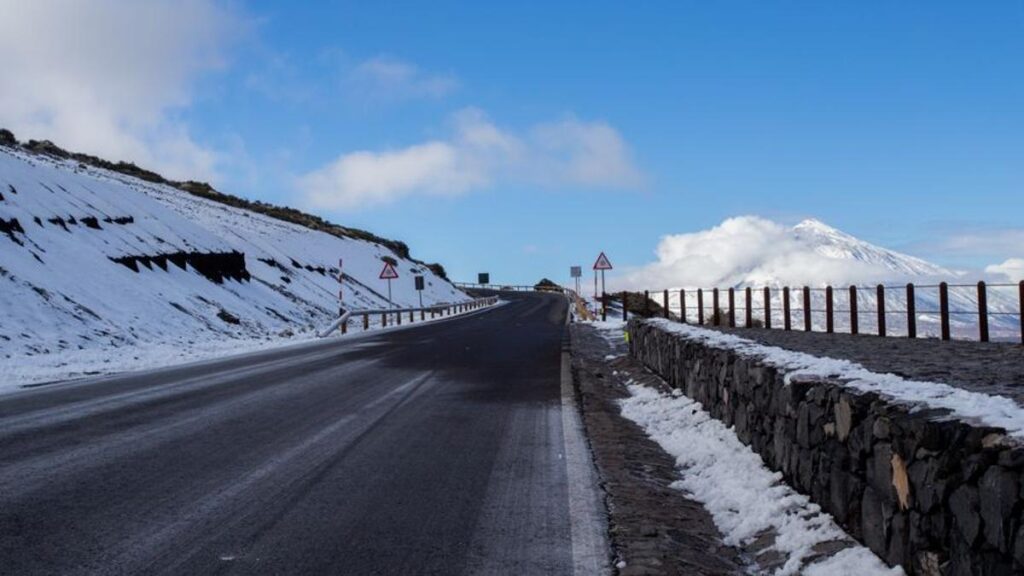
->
[628,319,1024,575]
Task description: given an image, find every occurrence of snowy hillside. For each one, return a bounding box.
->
[649,218,1019,340]
[0,143,467,385]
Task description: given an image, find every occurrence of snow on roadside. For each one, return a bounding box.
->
[619,382,902,576]
[645,319,1024,438]
[1,301,502,394]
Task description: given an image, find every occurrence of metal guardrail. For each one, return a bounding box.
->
[453,282,565,293]
[318,296,500,337]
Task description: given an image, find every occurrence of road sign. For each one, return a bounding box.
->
[593,252,613,271]
[414,276,425,290]
[570,266,582,278]
[379,262,399,280]
[478,272,490,285]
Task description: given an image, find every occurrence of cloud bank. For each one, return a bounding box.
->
[0,0,242,182]
[300,108,644,210]
[986,258,1024,283]
[622,216,948,290]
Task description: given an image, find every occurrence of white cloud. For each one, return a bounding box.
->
[986,258,1024,283]
[346,56,458,101]
[299,108,643,210]
[0,0,242,182]
[932,229,1024,257]
[622,216,935,290]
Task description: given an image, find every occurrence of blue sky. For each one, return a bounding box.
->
[3,1,1022,285]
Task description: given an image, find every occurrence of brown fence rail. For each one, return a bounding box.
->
[605,280,1024,344]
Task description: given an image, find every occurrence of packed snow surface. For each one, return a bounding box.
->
[619,382,902,575]
[0,146,467,388]
[646,318,1024,437]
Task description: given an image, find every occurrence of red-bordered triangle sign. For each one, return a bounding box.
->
[379,262,399,280]
[593,252,613,270]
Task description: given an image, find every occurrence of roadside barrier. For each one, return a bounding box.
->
[317,296,499,337]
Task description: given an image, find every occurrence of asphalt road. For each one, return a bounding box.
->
[0,292,607,575]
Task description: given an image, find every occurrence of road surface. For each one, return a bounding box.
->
[0,292,607,575]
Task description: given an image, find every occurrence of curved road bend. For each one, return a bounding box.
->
[0,292,607,575]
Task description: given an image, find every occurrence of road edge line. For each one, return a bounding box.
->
[561,343,612,575]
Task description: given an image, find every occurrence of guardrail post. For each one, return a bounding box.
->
[363,314,370,330]
[940,282,950,341]
[382,312,388,327]
[978,281,989,342]
[422,309,426,321]
[876,284,886,337]
[802,286,811,332]
[341,320,348,335]
[410,310,415,323]
[663,289,670,319]
[622,291,628,321]
[644,290,650,317]
[906,284,916,338]
[713,288,720,326]
[849,286,858,335]
[697,289,704,325]
[680,289,687,323]
[783,287,791,331]
[396,310,402,325]
[745,287,752,328]
[728,288,736,327]
[825,286,834,333]
[763,287,771,329]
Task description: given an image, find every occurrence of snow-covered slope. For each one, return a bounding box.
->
[0,145,466,374]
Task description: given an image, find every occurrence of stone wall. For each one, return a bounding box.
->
[628,319,1024,576]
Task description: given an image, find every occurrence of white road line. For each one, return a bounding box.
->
[560,349,612,576]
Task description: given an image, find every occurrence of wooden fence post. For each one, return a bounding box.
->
[728,288,736,327]
[745,287,753,328]
[906,284,916,339]
[644,290,650,316]
[680,289,687,323]
[849,286,858,335]
[763,287,772,329]
[802,286,812,332]
[940,282,950,341]
[825,286,834,333]
[978,281,989,343]
[697,289,705,325]
[1019,281,1024,345]
[876,284,886,337]
[623,291,628,321]
[713,288,720,326]
[783,287,791,331]
[663,289,670,319]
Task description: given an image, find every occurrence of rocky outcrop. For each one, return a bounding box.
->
[111,251,251,284]
[628,319,1024,575]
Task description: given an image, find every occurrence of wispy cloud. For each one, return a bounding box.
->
[0,0,246,182]
[298,108,644,210]
[345,55,459,102]
[986,259,1024,282]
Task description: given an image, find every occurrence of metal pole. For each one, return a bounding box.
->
[388,279,393,308]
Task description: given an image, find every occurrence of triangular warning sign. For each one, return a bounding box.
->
[379,262,399,280]
[593,252,613,270]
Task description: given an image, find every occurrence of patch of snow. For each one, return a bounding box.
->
[646,319,1024,437]
[619,382,902,576]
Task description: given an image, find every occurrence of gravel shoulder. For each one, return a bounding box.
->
[570,323,747,575]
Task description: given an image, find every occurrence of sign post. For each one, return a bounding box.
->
[593,252,613,314]
[337,258,345,316]
[379,261,399,307]
[414,275,425,308]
